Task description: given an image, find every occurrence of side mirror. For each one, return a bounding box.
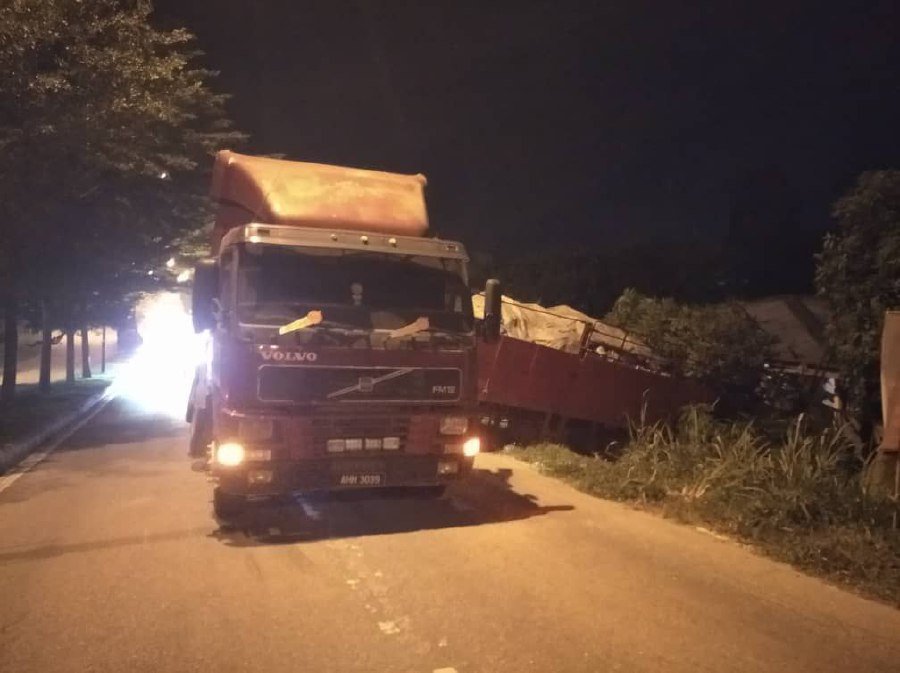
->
[192,258,218,333]
[483,278,502,343]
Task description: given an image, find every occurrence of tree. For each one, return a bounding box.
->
[0,295,18,404]
[0,0,244,396]
[815,170,900,444]
[606,288,775,409]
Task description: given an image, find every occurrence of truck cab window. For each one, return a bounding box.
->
[235,244,473,333]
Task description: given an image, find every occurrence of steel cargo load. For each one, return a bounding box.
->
[210,150,429,251]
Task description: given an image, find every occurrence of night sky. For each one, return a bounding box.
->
[153,1,900,264]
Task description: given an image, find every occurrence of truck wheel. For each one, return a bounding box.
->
[188,404,212,458]
[213,488,246,519]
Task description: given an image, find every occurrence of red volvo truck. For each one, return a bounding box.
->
[188,151,501,517]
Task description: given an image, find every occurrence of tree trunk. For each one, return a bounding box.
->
[1,296,18,403]
[80,325,92,379]
[39,301,52,394]
[101,325,106,374]
[65,328,75,384]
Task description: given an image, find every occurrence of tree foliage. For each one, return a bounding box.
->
[815,170,900,437]
[606,288,775,402]
[0,0,243,395]
[0,0,242,279]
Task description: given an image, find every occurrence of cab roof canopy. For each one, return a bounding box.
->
[210,150,430,251]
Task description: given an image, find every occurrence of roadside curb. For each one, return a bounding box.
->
[0,385,115,476]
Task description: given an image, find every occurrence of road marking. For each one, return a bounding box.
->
[434,668,458,673]
[376,615,411,636]
[378,619,402,635]
[0,392,115,496]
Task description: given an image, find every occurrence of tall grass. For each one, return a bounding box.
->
[510,405,899,604]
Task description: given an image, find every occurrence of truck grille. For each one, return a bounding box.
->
[257,366,461,403]
[311,415,410,453]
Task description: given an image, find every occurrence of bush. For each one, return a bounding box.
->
[605,289,776,407]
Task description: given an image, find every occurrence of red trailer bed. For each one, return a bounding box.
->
[477,335,712,428]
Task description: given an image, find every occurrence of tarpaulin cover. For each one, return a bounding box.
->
[471,294,650,356]
[210,151,429,250]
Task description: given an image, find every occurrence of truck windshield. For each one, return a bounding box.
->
[235,243,474,333]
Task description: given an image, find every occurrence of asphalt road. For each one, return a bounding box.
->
[1,398,898,673]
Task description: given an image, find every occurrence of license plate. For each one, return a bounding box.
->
[335,473,385,487]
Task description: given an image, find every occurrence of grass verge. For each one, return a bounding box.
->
[0,379,110,449]
[507,406,900,606]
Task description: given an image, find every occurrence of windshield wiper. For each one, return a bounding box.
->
[382,316,467,343]
[388,316,431,338]
[278,310,323,335]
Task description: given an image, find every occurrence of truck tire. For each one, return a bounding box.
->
[213,488,246,520]
[188,404,212,458]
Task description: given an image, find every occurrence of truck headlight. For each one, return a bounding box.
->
[462,437,480,457]
[440,416,468,435]
[216,442,245,466]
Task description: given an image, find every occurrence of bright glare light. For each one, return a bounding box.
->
[166,257,176,268]
[176,269,191,283]
[463,437,481,457]
[216,442,245,467]
[111,291,206,418]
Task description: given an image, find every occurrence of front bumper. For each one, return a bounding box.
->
[214,454,475,497]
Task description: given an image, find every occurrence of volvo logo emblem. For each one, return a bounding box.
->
[326,368,415,400]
